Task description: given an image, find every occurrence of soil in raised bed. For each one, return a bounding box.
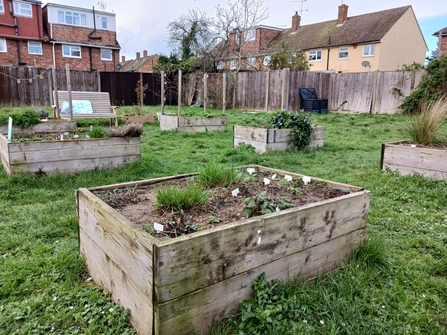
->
[93,169,347,239]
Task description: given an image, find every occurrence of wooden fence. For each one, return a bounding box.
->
[195,69,426,114]
[1,66,426,114]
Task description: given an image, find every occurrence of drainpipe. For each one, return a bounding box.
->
[8,0,23,65]
[326,36,331,71]
[88,6,102,71]
[52,41,56,69]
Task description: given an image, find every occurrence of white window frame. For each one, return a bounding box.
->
[101,17,108,29]
[28,41,42,55]
[101,48,112,61]
[308,50,322,62]
[217,61,223,70]
[0,38,7,53]
[362,44,375,57]
[247,57,256,68]
[230,60,236,70]
[245,29,255,42]
[58,10,87,26]
[62,45,81,58]
[263,55,271,66]
[338,46,349,59]
[13,1,32,17]
[0,0,5,14]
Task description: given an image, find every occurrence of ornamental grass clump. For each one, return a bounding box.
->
[402,97,447,146]
[196,162,240,188]
[155,184,209,212]
[267,110,313,150]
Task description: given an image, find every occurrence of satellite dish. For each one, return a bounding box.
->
[361,61,371,68]
[116,63,122,69]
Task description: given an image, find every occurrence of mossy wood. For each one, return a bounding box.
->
[0,134,140,177]
[0,119,76,134]
[76,165,370,335]
[381,141,447,179]
[159,114,227,133]
[233,125,325,153]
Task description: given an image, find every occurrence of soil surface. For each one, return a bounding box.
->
[94,169,347,239]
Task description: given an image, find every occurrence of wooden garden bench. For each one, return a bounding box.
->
[53,91,118,127]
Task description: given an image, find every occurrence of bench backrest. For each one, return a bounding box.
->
[53,91,112,113]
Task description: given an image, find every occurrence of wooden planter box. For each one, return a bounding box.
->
[381,141,447,179]
[0,119,76,134]
[234,125,325,153]
[0,134,140,177]
[76,165,370,335]
[159,114,227,133]
[122,115,156,124]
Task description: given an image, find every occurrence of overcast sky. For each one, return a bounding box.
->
[48,0,447,61]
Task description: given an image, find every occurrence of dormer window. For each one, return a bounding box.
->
[58,10,87,26]
[245,29,256,42]
[13,1,32,17]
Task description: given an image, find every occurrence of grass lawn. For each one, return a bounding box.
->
[1,106,447,335]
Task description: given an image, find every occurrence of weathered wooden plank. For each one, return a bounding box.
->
[233,125,268,141]
[154,189,370,302]
[157,228,366,335]
[177,116,227,127]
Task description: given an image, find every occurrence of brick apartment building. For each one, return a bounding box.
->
[0,0,120,71]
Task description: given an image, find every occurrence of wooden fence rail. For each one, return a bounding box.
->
[1,66,426,114]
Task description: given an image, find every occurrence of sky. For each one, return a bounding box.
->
[48,0,447,61]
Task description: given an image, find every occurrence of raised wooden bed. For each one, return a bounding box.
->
[0,134,140,177]
[234,125,325,153]
[122,115,156,124]
[381,141,447,179]
[159,114,227,133]
[0,119,76,134]
[76,165,370,335]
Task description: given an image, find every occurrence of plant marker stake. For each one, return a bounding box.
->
[232,188,239,197]
[302,176,312,185]
[272,174,277,180]
[264,178,271,185]
[284,175,293,182]
[7,117,12,141]
[154,222,164,232]
[246,168,256,175]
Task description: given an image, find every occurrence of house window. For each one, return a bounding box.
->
[62,45,81,58]
[101,49,112,61]
[245,29,255,42]
[101,17,108,29]
[308,50,322,61]
[0,38,6,53]
[338,47,349,59]
[217,61,223,70]
[58,10,87,26]
[28,42,42,55]
[13,1,32,17]
[263,56,271,66]
[230,60,236,70]
[363,44,375,57]
[247,57,256,68]
[0,0,4,14]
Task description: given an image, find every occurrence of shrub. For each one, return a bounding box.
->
[401,96,447,145]
[2,108,41,128]
[267,110,313,150]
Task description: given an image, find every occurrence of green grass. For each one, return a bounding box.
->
[1,106,447,334]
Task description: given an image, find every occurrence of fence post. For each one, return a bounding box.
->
[264,70,270,112]
[66,64,73,121]
[97,71,101,92]
[48,68,53,107]
[161,71,165,114]
[178,69,182,116]
[371,70,379,113]
[203,73,208,113]
[281,68,290,110]
[52,65,59,119]
[328,72,334,111]
[222,73,226,114]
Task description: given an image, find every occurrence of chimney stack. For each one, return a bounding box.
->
[143,50,148,58]
[121,55,125,62]
[291,11,301,32]
[136,52,140,60]
[337,4,348,25]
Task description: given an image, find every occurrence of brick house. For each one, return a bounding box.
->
[433,27,447,56]
[119,50,159,72]
[0,0,49,67]
[42,3,120,71]
[218,4,427,73]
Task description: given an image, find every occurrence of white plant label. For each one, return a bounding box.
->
[411,144,417,148]
[272,174,277,180]
[257,237,262,244]
[258,230,261,234]
[302,176,312,185]
[263,178,271,185]
[246,168,256,175]
[7,117,12,141]
[284,175,293,182]
[232,188,240,197]
[276,206,280,212]
[154,222,164,231]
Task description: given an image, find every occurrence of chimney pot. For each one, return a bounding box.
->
[291,11,301,32]
[143,50,148,58]
[337,4,348,25]
[136,52,140,60]
[121,55,125,62]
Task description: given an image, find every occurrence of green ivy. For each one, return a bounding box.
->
[267,110,313,150]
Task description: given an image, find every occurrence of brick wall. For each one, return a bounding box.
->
[0,39,52,67]
[53,45,119,71]
[441,36,447,56]
[138,55,159,72]
[0,2,45,39]
[50,24,118,46]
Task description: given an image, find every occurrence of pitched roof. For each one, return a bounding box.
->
[265,5,412,52]
[121,54,158,72]
[433,27,447,37]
